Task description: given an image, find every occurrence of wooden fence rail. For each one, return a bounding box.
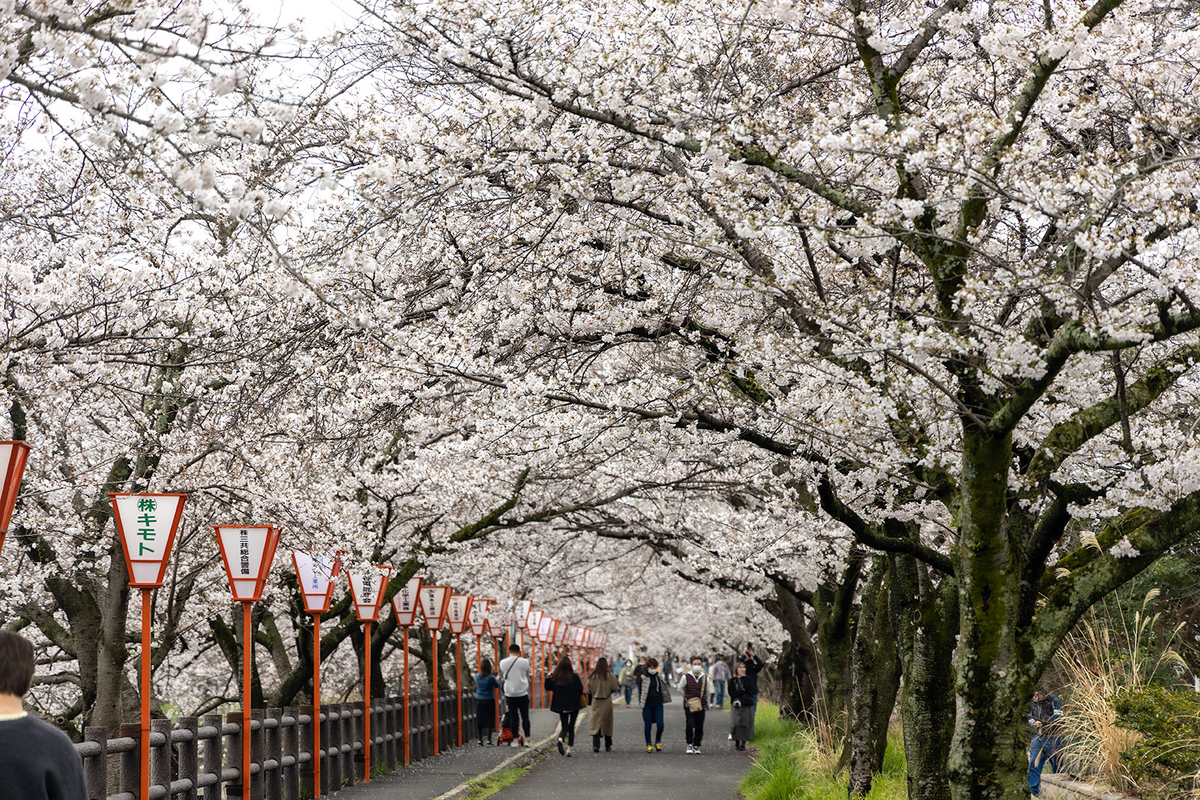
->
[74,690,478,800]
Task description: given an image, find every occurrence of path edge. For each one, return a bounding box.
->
[431,709,590,800]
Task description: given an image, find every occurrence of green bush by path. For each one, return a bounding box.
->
[739,703,907,800]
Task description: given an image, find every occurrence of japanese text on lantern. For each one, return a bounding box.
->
[239,529,250,576]
[136,498,157,556]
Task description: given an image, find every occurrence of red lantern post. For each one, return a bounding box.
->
[446,593,473,747]
[291,551,341,797]
[111,492,186,800]
[347,564,392,782]
[0,441,31,555]
[215,524,282,799]
[390,576,423,766]
[526,609,543,708]
[417,585,452,754]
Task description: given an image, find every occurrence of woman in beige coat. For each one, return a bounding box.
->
[587,657,622,752]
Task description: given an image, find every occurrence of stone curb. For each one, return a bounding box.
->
[1043,774,1131,800]
[431,709,589,800]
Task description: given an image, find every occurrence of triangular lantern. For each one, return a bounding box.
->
[292,550,341,614]
[469,598,489,636]
[514,599,532,629]
[391,576,424,627]
[486,601,507,638]
[573,627,585,647]
[348,564,392,622]
[537,616,557,644]
[111,493,187,588]
[0,441,31,553]
[214,525,281,602]
[554,621,568,647]
[447,594,473,635]
[418,585,452,631]
[527,608,543,635]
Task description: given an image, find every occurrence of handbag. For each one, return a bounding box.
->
[686,696,703,712]
[661,675,673,704]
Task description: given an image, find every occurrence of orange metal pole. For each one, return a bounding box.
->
[363,619,372,782]
[456,634,463,747]
[141,588,152,800]
[493,637,500,734]
[243,601,253,798]
[432,632,441,755]
[313,613,322,798]
[403,626,410,765]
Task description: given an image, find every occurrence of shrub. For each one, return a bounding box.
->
[1109,684,1200,800]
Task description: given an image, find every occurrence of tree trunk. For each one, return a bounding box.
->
[814,550,867,741]
[892,551,957,800]
[847,557,901,799]
[762,579,821,723]
[949,430,1028,800]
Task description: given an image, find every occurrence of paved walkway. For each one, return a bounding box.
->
[489,700,748,800]
[328,708,561,799]
[328,699,750,799]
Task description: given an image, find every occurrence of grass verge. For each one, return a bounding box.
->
[462,766,529,799]
[739,703,907,800]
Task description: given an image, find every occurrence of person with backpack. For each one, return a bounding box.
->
[474,658,502,745]
[640,657,670,752]
[587,657,621,752]
[545,656,585,757]
[1028,687,1066,796]
[676,656,710,754]
[498,643,533,746]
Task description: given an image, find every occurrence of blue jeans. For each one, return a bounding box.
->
[1028,735,1064,796]
[642,703,664,744]
[624,686,633,704]
[713,680,726,707]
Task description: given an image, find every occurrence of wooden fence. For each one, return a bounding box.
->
[74,690,478,800]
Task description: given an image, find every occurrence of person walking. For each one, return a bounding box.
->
[633,657,648,705]
[545,656,585,757]
[728,661,755,751]
[677,657,710,754]
[738,645,765,726]
[0,630,87,800]
[474,658,502,745]
[709,657,731,709]
[587,656,622,752]
[498,643,533,746]
[619,659,636,707]
[1028,688,1066,796]
[640,657,670,752]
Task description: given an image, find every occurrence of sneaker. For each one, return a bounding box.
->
[557,739,565,755]
[686,744,695,754]
[647,745,654,753]
[694,747,702,755]
[654,743,662,752]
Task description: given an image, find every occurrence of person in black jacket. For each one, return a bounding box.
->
[728,662,755,750]
[738,646,765,727]
[0,630,87,800]
[545,656,586,756]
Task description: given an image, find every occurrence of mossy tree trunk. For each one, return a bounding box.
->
[847,556,901,799]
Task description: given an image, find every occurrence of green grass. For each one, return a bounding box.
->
[739,704,908,800]
[463,766,529,799]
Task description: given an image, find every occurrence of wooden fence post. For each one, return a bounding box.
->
[250,708,265,800]
[283,706,300,800]
[119,723,140,798]
[264,708,281,800]
[200,714,223,800]
[178,717,198,800]
[228,710,245,800]
[298,705,315,800]
[151,718,172,796]
[83,726,107,800]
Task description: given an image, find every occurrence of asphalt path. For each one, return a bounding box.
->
[488,697,750,800]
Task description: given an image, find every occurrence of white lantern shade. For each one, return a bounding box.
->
[469,598,489,636]
[0,441,31,553]
[215,525,281,602]
[527,608,543,635]
[391,576,424,627]
[514,599,532,629]
[418,585,452,630]
[111,493,187,588]
[292,551,341,614]
[447,594,473,635]
[348,564,392,622]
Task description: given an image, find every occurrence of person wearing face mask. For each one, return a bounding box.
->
[676,657,711,754]
[640,657,670,752]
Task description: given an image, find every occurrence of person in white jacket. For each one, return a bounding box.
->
[497,644,532,746]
